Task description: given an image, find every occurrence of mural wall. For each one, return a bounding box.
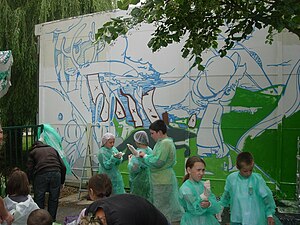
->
[35,11,300,198]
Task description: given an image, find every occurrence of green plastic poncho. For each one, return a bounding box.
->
[0,50,13,98]
[179,179,221,225]
[220,171,282,225]
[97,146,125,194]
[142,137,183,222]
[38,124,72,174]
[128,146,153,202]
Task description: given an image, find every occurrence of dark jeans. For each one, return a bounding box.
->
[34,171,61,221]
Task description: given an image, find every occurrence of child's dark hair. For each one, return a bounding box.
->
[236,152,254,170]
[149,120,167,134]
[183,156,206,182]
[7,167,30,196]
[88,173,112,199]
[27,209,53,225]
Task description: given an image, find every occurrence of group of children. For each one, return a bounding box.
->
[0,119,281,225]
[97,119,281,225]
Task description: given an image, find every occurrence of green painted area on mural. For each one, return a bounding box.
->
[223,87,280,147]
[115,85,298,199]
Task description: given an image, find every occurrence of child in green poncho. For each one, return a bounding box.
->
[219,151,281,225]
[97,133,125,195]
[127,130,153,202]
[179,156,221,225]
[139,120,183,223]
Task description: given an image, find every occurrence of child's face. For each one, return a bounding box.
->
[239,162,254,178]
[104,138,115,149]
[150,129,161,142]
[187,162,205,182]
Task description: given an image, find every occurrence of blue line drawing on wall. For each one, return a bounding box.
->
[40,15,300,180]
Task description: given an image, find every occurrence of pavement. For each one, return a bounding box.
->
[56,192,91,224]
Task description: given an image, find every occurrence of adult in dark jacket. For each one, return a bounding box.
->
[27,141,66,222]
[84,193,170,225]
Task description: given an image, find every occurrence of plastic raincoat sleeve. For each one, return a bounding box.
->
[98,147,122,170]
[257,175,276,217]
[143,141,171,168]
[180,186,221,215]
[219,178,231,207]
[128,157,142,174]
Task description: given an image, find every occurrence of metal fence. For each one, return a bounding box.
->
[0,124,43,174]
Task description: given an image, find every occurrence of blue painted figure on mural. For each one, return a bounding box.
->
[219,152,282,225]
[127,130,153,202]
[195,53,246,162]
[139,120,184,223]
[97,132,125,195]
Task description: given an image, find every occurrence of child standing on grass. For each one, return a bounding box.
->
[219,151,281,225]
[4,168,39,225]
[179,156,221,225]
[97,133,125,195]
[127,130,153,202]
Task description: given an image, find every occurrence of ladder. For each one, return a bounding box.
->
[78,123,99,200]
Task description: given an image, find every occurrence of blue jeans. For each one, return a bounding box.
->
[34,171,61,221]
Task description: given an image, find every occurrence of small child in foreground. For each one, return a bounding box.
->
[27,209,52,225]
[219,151,282,225]
[4,168,39,225]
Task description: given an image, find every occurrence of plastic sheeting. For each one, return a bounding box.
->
[0,50,13,98]
[38,124,72,174]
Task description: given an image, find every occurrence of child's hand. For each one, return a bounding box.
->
[215,206,224,222]
[128,154,133,162]
[114,152,124,159]
[267,216,275,225]
[200,200,210,208]
[2,212,14,225]
[127,144,139,157]
[203,180,211,197]
[139,151,146,158]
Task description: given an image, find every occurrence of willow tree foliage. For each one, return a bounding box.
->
[0,0,115,126]
[95,0,300,70]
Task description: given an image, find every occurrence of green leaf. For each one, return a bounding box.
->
[255,22,262,29]
[245,23,254,35]
[130,7,142,17]
[129,0,140,5]
[117,0,130,10]
[147,38,155,48]
[197,64,205,71]
[219,49,227,57]
[182,49,190,58]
